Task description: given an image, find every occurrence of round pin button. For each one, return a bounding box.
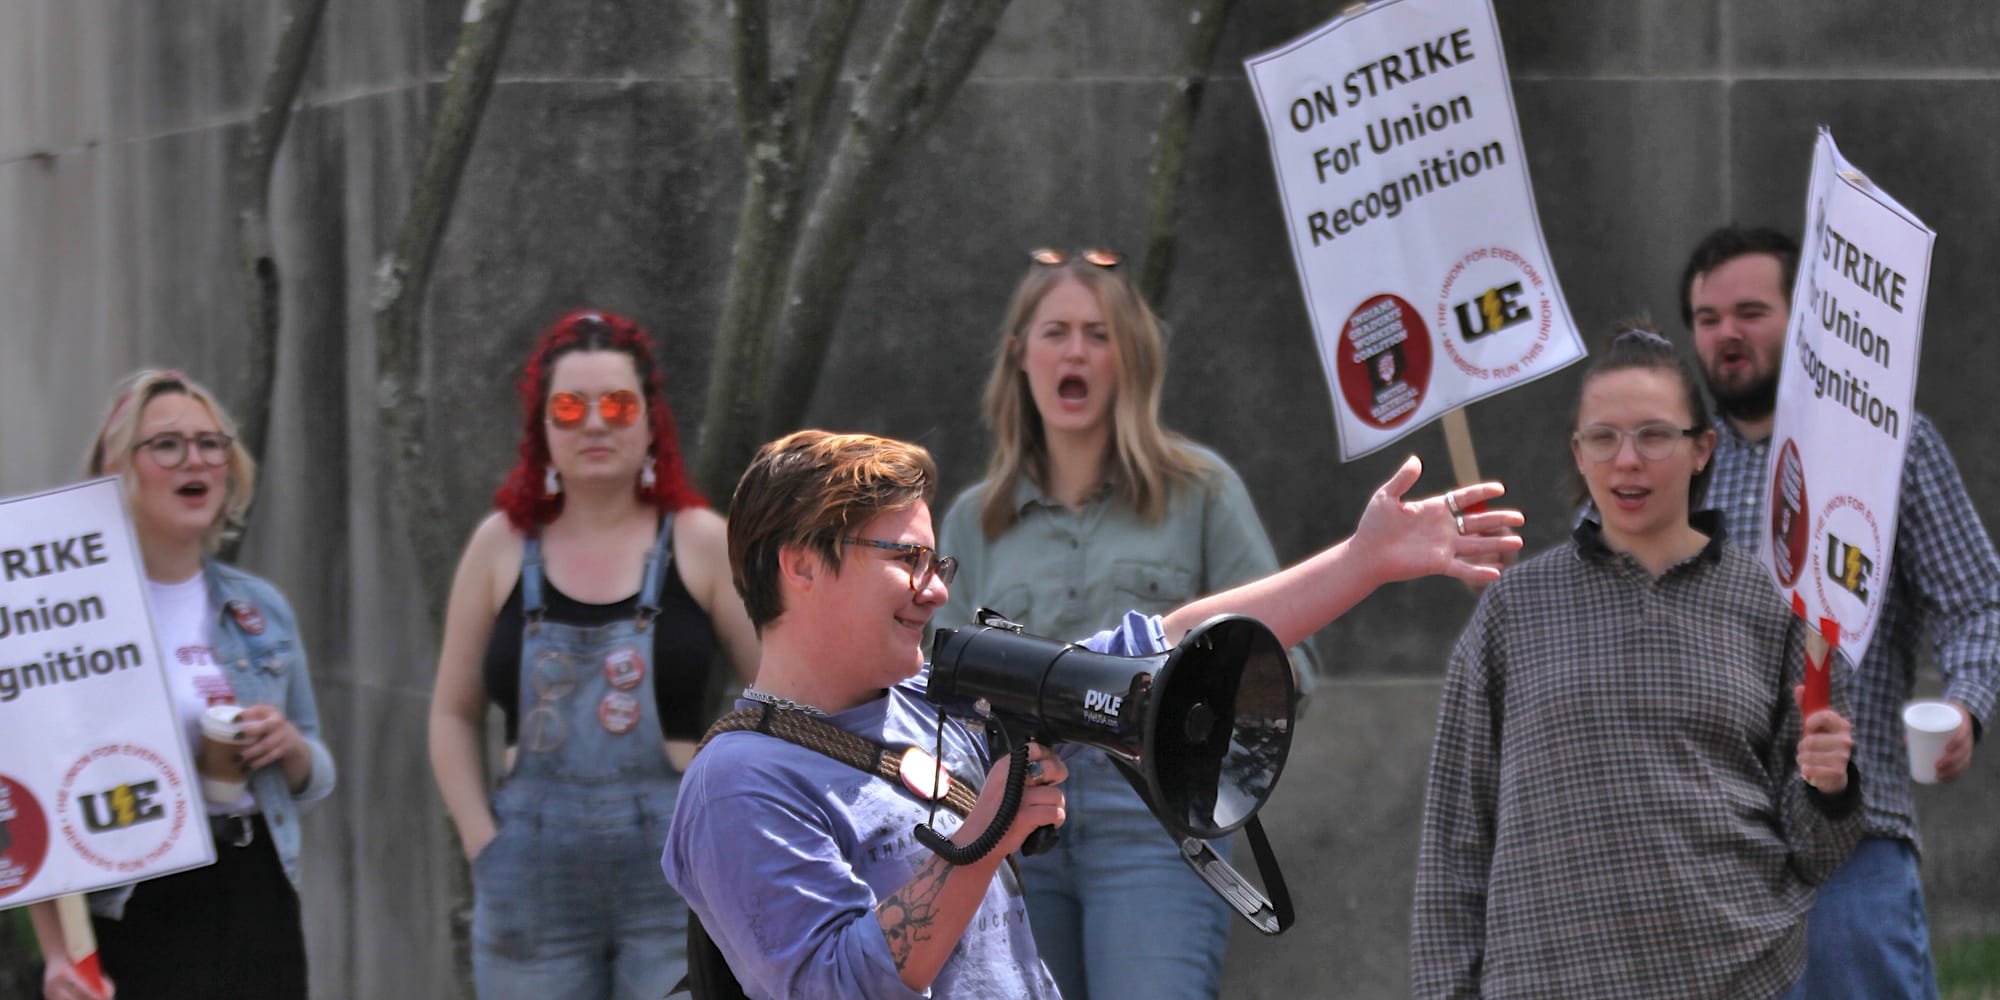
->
[598,691,640,734]
[899,747,951,802]
[603,648,646,690]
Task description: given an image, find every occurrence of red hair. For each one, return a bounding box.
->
[493,310,706,532]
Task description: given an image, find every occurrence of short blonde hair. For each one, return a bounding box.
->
[85,370,258,553]
[728,430,937,632]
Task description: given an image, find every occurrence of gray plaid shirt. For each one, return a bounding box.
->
[1413,517,1864,1000]
[1707,412,2000,847]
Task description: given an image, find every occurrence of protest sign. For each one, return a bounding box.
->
[1244,0,1584,461]
[1763,128,1931,662]
[0,478,212,909]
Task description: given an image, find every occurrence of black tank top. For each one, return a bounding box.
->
[481,538,719,743]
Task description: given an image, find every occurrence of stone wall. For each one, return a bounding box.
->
[4,2,1997,996]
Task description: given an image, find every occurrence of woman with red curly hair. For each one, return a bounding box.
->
[427,310,757,998]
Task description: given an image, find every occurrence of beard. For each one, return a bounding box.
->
[1706,368,1778,423]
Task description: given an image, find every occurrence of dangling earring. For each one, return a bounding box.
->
[639,454,658,493]
[544,466,561,497]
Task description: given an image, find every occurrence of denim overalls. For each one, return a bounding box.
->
[472,519,689,1000]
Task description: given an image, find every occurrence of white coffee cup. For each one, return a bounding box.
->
[198,704,252,803]
[1902,700,1961,785]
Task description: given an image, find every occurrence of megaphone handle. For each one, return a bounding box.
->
[1020,824,1060,856]
[914,743,1031,866]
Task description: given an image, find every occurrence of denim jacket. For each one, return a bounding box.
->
[90,558,337,919]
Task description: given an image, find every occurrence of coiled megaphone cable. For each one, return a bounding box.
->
[913,712,1029,865]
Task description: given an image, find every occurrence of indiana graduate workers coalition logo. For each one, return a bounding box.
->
[57,743,191,874]
[0,773,51,900]
[1436,245,1554,380]
[1336,293,1434,429]
[1770,439,1811,587]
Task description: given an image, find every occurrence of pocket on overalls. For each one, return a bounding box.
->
[472,788,541,961]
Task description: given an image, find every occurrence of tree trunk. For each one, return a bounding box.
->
[694,0,1012,499]
[695,0,864,504]
[222,0,332,560]
[761,0,1013,441]
[1139,0,1239,307]
[373,0,525,623]
[369,4,524,991]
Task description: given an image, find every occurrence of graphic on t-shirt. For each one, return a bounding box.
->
[0,773,51,900]
[1336,293,1433,429]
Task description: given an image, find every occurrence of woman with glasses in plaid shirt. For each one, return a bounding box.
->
[1411,324,1866,999]
[933,249,1320,1000]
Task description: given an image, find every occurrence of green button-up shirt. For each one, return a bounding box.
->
[934,444,1320,705]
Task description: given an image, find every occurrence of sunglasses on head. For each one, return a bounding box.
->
[1029,247,1122,269]
[546,389,643,430]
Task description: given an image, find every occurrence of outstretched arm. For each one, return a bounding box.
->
[1162,456,1522,646]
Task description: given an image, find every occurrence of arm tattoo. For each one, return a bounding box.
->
[875,853,953,970]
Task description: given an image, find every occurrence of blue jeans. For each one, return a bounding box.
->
[1021,750,1232,1000]
[1780,837,1938,1000]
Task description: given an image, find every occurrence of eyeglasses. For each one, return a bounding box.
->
[520,649,578,753]
[1029,247,1122,269]
[1573,423,1702,462]
[840,536,958,594]
[133,431,233,469]
[547,389,643,430]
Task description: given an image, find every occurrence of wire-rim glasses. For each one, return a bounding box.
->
[1572,423,1701,463]
[840,536,958,594]
[132,431,233,469]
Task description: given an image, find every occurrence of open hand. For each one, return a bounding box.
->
[1349,456,1524,586]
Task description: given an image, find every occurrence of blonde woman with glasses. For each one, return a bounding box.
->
[933,248,1319,1000]
[32,370,336,1000]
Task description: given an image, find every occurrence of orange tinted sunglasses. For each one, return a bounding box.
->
[1029,247,1122,268]
[547,389,643,430]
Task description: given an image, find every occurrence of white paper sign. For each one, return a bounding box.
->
[1762,128,1932,660]
[1244,0,1585,460]
[0,478,212,909]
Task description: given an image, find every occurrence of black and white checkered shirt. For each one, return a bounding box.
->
[1707,413,2000,847]
[1412,516,1864,1000]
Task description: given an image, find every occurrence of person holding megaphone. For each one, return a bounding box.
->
[662,428,1519,999]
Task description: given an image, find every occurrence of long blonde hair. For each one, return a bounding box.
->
[976,257,1207,537]
[85,369,258,553]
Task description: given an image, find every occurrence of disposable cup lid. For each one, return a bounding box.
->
[1902,700,1960,735]
[200,704,248,742]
